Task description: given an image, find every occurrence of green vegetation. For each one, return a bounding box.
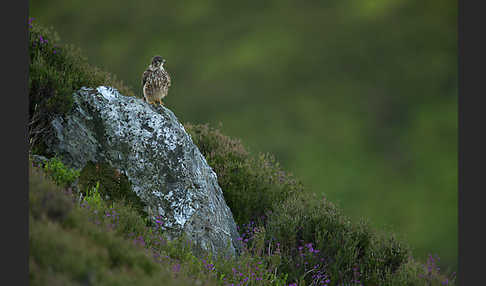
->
[28,139,455,285]
[83,181,104,210]
[187,124,455,285]
[29,164,216,286]
[28,20,456,285]
[42,157,80,188]
[185,123,303,225]
[29,0,457,272]
[78,161,146,217]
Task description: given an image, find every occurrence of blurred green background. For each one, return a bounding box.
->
[29,0,457,272]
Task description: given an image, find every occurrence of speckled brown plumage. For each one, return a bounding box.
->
[142,56,171,105]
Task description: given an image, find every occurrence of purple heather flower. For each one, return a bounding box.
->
[172,263,181,273]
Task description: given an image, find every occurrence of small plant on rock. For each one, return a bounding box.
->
[42,157,80,188]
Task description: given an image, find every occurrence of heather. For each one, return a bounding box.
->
[28,20,456,285]
[28,147,455,286]
[29,163,215,286]
[28,19,133,154]
[184,123,303,226]
[186,124,456,285]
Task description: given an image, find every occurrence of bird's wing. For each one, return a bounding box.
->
[142,69,151,89]
[166,71,171,88]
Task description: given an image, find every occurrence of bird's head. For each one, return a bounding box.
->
[151,56,166,67]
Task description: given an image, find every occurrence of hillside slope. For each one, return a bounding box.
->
[28,20,455,286]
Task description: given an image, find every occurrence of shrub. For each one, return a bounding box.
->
[263,191,458,286]
[184,123,303,225]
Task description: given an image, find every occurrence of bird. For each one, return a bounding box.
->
[142,56,171,106]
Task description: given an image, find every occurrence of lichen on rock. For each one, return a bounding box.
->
[45,86,241,257]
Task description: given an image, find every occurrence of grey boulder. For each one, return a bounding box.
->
[46,86,241,257]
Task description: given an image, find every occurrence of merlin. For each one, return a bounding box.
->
[142,56,171,106]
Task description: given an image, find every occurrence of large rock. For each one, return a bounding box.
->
[46,86,241,257]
